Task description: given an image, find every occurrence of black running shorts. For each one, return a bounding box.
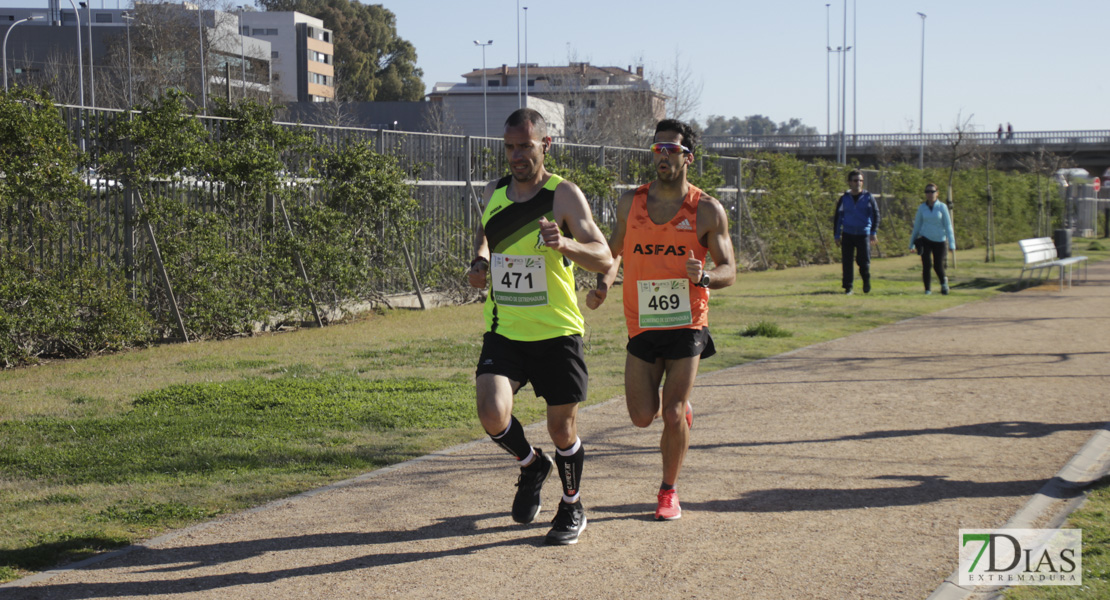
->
[626,326,716,363]
[475,332,588,406]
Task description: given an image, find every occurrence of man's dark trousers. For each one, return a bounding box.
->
[841,233,870,292]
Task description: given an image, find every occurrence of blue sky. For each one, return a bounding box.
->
[4,1,1105,134]
[386,0,1108,135]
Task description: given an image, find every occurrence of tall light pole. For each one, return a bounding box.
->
[917,12,926,169]
[63,0,85,152]
[834,46,842,160]
[239,11,246,99]
[198,7,207,113]
[852,0,857,146]
[120,12,132,107]
[825,3,830,141]
[523,6,529,105]
[474,39,493,137]
[839,0,848,164]
[4,15,43,91]
[63,0,84,108]
[515,0,521,108]
[79,1,93,107]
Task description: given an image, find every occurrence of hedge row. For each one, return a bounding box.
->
[0,88,1062,368]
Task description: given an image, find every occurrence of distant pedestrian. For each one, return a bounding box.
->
[996,124,1003,140]
[1006,123,1013,140]
[833,170,880,294]
[909,183,955,295]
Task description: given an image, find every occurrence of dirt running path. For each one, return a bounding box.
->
[6,264,1110,600]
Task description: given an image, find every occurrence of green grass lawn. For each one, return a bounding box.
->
[1003,479,1110,600]
[1,239,1107,585]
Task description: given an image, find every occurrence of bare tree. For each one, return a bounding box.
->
[540,71,658,148]
[938,112,983,219]
[1015,147,1070,238]
[22,49,83,105]
[424,101,462,135]
[932,112,988,267]
[648,50,703,123]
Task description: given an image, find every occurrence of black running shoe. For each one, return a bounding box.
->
[545,500,587,545]
[511,448,553,524]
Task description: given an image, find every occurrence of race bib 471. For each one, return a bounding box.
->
[492,254,548,306]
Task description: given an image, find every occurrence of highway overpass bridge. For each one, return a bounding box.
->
[704,130,1110,176]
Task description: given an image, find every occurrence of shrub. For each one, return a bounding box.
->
[740,320,793,338]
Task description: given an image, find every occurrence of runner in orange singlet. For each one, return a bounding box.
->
[587,119,736,520]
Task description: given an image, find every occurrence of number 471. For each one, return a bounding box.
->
[501,272,533,289]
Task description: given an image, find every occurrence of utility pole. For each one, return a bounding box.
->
[917,12,927,169]
[198,8,207,113]
[474,40,493,137]
[825,3,830,141]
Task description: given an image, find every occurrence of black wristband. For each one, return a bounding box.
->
[470,256,489,268]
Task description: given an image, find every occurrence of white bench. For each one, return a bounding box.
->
[1017,237,1088,290]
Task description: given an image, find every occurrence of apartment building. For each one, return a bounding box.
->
[240,11,333,103]
[428,62,664,141]
[0,4,332,106]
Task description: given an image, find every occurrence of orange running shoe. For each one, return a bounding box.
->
[685,403,693,429]
[655,488,681,520]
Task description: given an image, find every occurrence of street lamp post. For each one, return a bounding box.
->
[63,0,84,109]
[833,46,843,160]
[523,6,528,105]
[79,1,93,107]
[122,12,133,108]
[825,3,830,141]
[515,0,521,108]
[474,39,493,137]
[839,0,848,164]
[63,0,85,152]
[239,11,246,99]
[197,8,207,113]
[917,12,926,169]
[3,15,43,91]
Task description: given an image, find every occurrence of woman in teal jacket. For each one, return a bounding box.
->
[908,183,956,294]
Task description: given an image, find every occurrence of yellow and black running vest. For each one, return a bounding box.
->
[481,174,584,341]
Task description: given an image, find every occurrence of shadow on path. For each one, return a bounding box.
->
[4,511,541,599]
[691,421,1109,450]
[687,473,1089,513]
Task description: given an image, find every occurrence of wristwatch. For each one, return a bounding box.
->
[696,272,710,288]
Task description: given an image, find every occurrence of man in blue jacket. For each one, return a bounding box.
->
[833,170,880,294]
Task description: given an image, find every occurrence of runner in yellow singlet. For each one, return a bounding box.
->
[467,108,612,545]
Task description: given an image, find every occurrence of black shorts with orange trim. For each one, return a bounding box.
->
[626,326,715,363]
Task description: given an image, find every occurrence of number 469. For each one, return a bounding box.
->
[648,294,680,310]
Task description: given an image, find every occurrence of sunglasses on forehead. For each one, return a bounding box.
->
[650,142,691,155]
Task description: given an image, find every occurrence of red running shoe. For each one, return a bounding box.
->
[685,403,693,429]
[655,489,682,520]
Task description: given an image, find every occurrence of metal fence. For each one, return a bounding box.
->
[4,104,890,311]
[704,130,1110,153]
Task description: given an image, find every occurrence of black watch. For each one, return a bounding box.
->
[696,273,710,288]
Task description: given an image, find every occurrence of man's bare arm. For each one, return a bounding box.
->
[585,190,632,310]
[695,196,737,289]
[466,181,497,288]
[546,181,613,274]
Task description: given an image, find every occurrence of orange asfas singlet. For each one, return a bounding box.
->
[621,183,709,339]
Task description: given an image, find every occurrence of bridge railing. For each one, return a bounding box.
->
[704,130,1110,152]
